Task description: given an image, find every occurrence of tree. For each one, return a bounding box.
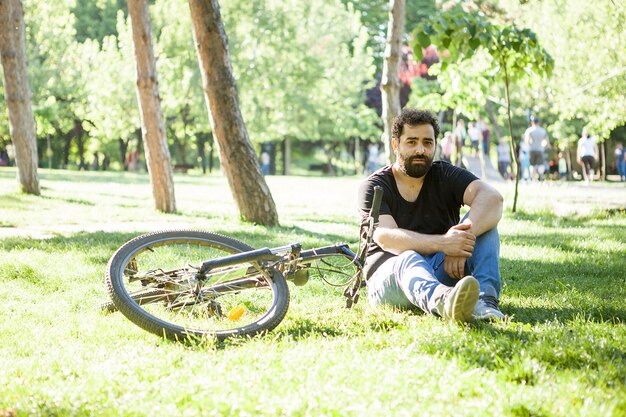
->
[151,0,210,169]
[221,0,378,175]
[128,0,176,213]
[84,18,141,169]
[380,0,405,164]
[188,0,278,226]
[498,0,626,142]
[0,0,40,194]
[341,0,437,73]
[412,6,553,211]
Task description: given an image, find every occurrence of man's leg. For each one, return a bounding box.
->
[367,251,478,321]
[466,227,504,319]
[465,227,501,297]
[431,223,504,320]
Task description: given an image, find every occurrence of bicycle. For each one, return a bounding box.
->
[102,186,383,341]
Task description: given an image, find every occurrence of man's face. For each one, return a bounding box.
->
[393,124,436,178]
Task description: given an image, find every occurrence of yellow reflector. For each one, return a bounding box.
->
[228,306,245,321]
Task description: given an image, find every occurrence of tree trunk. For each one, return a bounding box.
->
[380,0,405,165]
[188,0,278,226]
[0,0,40,194]
[503,65,519,213]
[600,141,606,181]
[73,119,88,170]
[283,136,291,175]
[128,0,176,213]
[61,127,71,168]
[118,137,130,170]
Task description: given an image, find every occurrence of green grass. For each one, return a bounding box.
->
[1,167,625,417]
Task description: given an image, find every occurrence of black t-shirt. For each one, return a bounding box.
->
[357,161,478,278]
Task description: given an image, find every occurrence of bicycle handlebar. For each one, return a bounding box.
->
[370,185,383,223]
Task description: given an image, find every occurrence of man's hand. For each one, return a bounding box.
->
[441,219,475,257]
[444,255,467,279]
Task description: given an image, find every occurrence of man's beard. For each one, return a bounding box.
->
[399,154,433,178]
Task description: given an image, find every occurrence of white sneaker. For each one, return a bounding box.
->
[473,297,505,320]
[431,276,479,322]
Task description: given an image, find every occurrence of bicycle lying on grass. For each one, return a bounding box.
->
[102,186,382,341]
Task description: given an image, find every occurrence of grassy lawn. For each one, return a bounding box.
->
[1,167,625,417]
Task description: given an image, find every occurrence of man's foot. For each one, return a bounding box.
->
[432,276,479,322]
[473,296,505,321]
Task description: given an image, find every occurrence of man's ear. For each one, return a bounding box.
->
[391,136,399,152]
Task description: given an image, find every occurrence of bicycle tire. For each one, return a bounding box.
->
[105,230,290,341]
[99,287,168,313]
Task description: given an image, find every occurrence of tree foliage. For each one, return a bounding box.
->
[497,0,626,142]
[222,0,378,145]
[410,4,553,211]
[0,0,379,171]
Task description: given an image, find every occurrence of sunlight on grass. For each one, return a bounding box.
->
[1,167,626,416]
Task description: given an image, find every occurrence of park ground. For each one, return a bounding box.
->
[0,167,625,417]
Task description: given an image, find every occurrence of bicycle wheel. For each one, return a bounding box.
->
[105,230,290,341]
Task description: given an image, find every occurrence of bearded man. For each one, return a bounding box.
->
[358,109,504,321]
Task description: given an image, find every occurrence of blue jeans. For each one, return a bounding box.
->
[367,226,501,315]
[618,160,626,180]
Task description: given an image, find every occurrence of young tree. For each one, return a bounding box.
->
[0,0,40,194]
[188,0,278,226]
[380,0,405,164]
[128,0,176,212]
[412,7,553,212]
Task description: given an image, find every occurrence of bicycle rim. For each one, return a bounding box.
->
[105,230,289,341]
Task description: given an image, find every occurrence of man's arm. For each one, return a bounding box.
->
[463,179,503,237]
[373,215,476,258]
[373,179,502,254]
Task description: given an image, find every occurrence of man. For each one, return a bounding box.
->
[467,121,481,158]
[439,131,453,163]
[497,137,512,180]
[577,128,599,185]
[524,117,550,181]
[453,119,467,167]
[358,108,504,322]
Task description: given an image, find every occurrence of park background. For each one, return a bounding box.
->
[1,0,625,180]
[1,0,626,416]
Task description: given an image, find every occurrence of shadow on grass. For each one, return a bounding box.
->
[503,304,626,324]
[502,227,625,254]
[415,321,626,381]
[511,207,626,226]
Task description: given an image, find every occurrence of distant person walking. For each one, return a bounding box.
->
[496,138,512,180]
[518,135,531,182]
[468,122,481,158]
[558,151,568,181]
[453,119,467,167]
[439,131,454,163]
[260,151,270,175]
[367,143,381,174]
[577,128,598,185]
[478,120,491,157]
[524,117,550,181]
[0,149,9,166]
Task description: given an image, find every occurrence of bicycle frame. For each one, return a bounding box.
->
[195,185,383,308]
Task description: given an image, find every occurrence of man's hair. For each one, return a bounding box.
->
[392,108,440,140]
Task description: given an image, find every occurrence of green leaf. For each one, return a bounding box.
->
[469,36,480,50]
[417,31,431,48]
